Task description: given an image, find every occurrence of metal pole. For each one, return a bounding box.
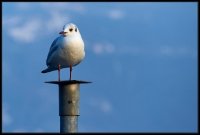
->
[59,83,79,133]
[45,80,91,133]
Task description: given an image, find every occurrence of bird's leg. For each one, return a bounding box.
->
[58,64,61,82]
[70,65,72,80]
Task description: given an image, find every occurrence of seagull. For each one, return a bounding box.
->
[41,23,85,81]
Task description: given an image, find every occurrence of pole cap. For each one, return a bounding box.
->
[45,80,92,85]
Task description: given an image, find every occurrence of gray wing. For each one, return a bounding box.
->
[46,37,60,66]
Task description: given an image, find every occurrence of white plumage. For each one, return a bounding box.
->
[42,23,85,80]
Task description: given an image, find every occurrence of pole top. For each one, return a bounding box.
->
[45,80,92,85]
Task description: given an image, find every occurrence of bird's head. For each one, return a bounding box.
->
[59,23,80,37]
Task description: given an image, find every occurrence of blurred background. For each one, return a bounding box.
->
[2,2,197,132]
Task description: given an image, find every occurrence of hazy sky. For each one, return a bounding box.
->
[2,2,197,133]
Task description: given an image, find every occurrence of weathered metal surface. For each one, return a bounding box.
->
[59,83,80,133]
[60,116,78,133]
[59,83,80,116]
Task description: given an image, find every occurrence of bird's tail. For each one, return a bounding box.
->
[41,67,56,73]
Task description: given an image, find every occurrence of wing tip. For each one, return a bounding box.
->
[41,69,48,73]
[41,67,56,73]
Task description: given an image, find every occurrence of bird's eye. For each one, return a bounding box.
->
[69,28,73,32]
[75,28,77,32]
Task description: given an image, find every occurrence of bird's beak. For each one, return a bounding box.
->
[59,31,65,34]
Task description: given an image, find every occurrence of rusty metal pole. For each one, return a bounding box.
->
[45,80,91,133]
